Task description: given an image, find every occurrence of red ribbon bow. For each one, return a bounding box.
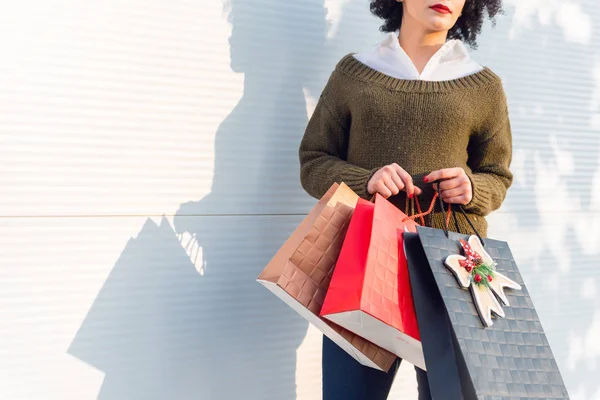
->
[458,239,481,272]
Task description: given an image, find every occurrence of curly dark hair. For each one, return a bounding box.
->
[369,0,503,47]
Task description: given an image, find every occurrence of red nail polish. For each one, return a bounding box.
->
[423,177,430,183]
[408,193,413,199]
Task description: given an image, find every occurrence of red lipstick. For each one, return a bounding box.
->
[430,4,451,14]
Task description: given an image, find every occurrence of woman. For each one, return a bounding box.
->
[299,0,511,399]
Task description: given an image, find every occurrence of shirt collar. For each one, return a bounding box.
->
[376,32,471,77]
[379,32,469,62]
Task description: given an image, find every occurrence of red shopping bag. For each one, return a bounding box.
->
[320,193,427,370]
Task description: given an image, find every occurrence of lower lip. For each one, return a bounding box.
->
[430,6,451,14]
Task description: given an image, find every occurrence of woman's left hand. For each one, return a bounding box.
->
[424,168,473,205]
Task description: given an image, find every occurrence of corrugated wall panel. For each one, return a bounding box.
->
[475,5,600,399]
[0,0,599,399]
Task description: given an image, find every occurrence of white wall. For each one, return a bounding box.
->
[0,1,598,399]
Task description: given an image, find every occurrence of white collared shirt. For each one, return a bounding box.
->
[354,32,483,81]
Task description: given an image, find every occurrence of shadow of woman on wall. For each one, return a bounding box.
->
[68,1,329,399]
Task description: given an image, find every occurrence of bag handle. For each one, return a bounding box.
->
[435,184,485,246]
[369,193,429,225]
[402,192,439,224]
[368,187,481,242]
[405,196,426,225]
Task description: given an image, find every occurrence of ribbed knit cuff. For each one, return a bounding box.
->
[464,172,494,216]
[340,166,378,199]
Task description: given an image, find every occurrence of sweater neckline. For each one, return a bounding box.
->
[336,54,500,93]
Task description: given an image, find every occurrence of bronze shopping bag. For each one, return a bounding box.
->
[257,183,396,371]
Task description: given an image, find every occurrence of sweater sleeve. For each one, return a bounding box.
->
[463,85,514,216]
[299,72,376,200]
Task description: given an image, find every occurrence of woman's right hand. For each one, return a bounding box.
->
[367,163,422,199]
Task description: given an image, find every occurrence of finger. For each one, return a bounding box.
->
[375,181,393,198]
[425,167,461,183]
[441,186,467,200]
[413,186,423,196]
[443,195,470,205]
[439,177,464,191]
[388,169,406,194]
[394,165,415,197]
[424,170,444,183]
[382,174,400,196]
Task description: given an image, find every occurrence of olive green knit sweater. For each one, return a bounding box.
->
[299,54,513,237]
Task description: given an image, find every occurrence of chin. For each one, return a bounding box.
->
[230,62,244,73]
[426,19,454,32]
[229,45,247,73]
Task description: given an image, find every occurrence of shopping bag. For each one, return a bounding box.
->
[257,183,396,372]
[404,201,570,399]
[320,193,425,370]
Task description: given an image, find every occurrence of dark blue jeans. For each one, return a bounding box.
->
[322,336,432,400]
